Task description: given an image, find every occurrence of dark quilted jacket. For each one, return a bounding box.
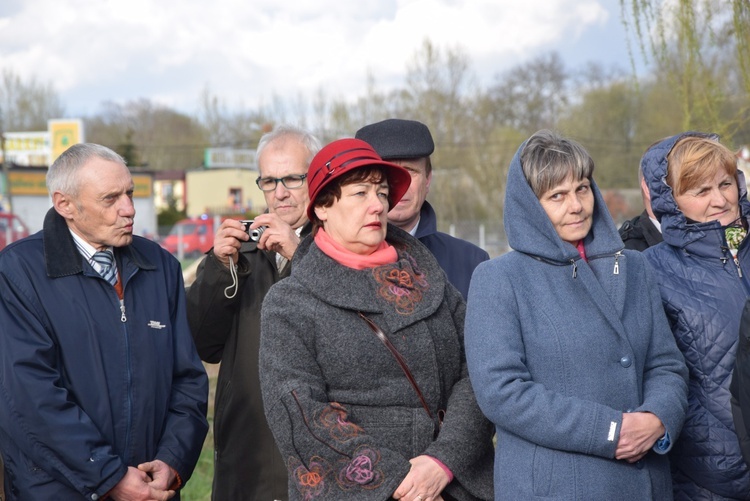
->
[643,132,750,500]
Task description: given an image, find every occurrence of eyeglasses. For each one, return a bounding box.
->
[255,174,308,192]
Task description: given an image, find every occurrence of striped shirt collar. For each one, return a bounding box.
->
[69,230,118,276]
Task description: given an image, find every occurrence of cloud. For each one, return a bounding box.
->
[0,0,613,116]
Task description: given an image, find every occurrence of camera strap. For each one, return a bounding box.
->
[224,256,240,299]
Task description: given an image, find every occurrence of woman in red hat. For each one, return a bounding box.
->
[259,138,494,501]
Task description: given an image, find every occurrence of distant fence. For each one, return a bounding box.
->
[440,220,507,259]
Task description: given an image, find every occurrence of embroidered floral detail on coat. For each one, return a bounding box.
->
[373,254,428,314]
[336,446,385,491]
[289,455,333,500]
[319,403,364,442]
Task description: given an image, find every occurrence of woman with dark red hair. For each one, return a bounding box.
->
[259,138,493,501]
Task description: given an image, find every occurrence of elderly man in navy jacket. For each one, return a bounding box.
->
[356,118,489,299]
[0,143,208,500]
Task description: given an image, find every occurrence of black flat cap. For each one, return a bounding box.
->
[355,118,434,160]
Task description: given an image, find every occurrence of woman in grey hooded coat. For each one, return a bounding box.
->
[465,130,688,500]
[260,138,494,501]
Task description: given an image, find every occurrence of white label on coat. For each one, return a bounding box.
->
[608,421,617,441]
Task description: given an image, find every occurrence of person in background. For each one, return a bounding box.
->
[641,132,750,499]
[465,129,688,499]
[187,125,321,501]
[618,149,664,250]
[0,143,208,500]
[260,138,494,500]
[355,118,489,299]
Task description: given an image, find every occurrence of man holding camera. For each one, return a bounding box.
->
[187,125,321,501]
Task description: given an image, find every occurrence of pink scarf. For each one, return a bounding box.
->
[314,228,398,270]
[575,239,588,262]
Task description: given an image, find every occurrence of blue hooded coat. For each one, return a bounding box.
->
[642,132,750,500]
[465,138,688,500]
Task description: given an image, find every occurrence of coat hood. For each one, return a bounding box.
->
[642,131,750,252]
[503,139,623,263]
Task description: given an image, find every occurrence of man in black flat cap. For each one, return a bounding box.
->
[356,118,489,300]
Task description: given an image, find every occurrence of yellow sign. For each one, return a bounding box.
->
[8,171,48,196]
[4,133,48,152]
[49,119,84,161]
[132,174,153,198]
[8,172,151,198]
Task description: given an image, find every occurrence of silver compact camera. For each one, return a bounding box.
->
[240,220,266,242]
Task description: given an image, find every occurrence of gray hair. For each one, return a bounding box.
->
[256,124,322,171]
[47,143,126,198]
[520,130,594,198]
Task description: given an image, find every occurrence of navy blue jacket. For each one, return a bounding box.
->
[415,201,489,299]
[0,208,208,500]
[642,132,750,500]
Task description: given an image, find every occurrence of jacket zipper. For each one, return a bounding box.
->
[733,256,743,278]
[531,249,624,279]
[585,250,624,276]
[115,268,133,458]
[721,232,749,286]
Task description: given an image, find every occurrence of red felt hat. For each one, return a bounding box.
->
[306,138,411,220]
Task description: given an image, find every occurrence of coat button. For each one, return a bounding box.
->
[91,494,100,500]
[636,460,645,469]
[620,356,632,368]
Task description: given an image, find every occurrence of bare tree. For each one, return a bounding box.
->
[86,99,208,170]
[488,52,569,135]
[621,0,750,136]
[196,85,271,148]
[0,69,64,131]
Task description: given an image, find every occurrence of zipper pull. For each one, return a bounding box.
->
[119,299,127,322]
[571,260,577,279]
[735,256,743,278]
[613,252,621,275]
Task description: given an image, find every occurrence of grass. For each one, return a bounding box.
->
[181,363,218,501]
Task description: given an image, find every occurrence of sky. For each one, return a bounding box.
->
[0,0,646,119]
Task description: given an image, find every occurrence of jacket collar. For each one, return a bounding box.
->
[292,225,445,328]
[414,201,438,239]
[43,207,155,279]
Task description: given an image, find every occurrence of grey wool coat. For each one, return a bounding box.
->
[259,226,494,501]
[464,141,689,500]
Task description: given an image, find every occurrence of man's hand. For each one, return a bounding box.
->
[615,412,665,463]
[107,465,175,501]
[138,459,176,491]
[211,219,250,268]
[392,455,450,501]
[252,213,301,261]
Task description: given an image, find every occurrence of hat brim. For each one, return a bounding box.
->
[307,158,411,219]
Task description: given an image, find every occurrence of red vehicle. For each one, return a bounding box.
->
[161,217,219,257]
[0,212,30,251]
